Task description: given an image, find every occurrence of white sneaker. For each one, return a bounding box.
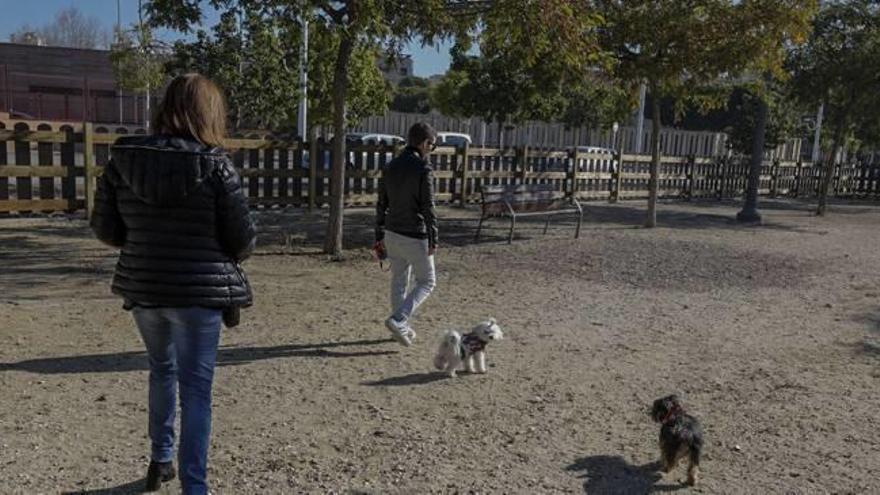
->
[385,317,415,347]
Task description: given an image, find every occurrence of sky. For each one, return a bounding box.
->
[0,0,454,76]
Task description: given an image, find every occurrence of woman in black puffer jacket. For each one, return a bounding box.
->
[90,73,255,495]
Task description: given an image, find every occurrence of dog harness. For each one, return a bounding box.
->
[459,333,487,356]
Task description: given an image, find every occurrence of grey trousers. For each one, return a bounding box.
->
[385,230,436,322]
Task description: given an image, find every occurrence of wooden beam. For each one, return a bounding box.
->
[0,199,70,213]
[0,130,68,143]
[0,165,69,178]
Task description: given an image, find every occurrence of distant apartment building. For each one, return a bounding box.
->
[379,54,414,85]
[0,42,147,124]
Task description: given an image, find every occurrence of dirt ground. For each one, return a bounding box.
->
[1,199,879,494]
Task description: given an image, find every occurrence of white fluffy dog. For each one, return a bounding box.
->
[433,318,504,377]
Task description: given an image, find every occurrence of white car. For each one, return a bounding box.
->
[436,132,472,148]
[574,146,617,173]
[575,145,616,155]
[301,133,405,169]
[346,133,405,146]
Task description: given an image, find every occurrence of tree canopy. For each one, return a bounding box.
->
[788,0,880,214]
[596,0,817,226]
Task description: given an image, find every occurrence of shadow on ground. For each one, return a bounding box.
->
[361,371,452,387]
[0,338,395,375]
[566,455,687,494]
[253,198,841,254]
[60,478,146,495]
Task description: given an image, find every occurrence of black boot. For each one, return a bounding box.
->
[145,460,176,492]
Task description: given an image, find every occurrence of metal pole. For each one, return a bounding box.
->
[811,102,824,164]
[634,81,647,154]
[139,0,150,130]
[117,0,123,123]
[297,15,308,139]
[145,83,150,130]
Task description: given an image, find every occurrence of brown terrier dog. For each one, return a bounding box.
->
[651,394,703,486]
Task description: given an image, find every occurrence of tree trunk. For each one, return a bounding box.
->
[323,35,355,258]
[736,96,768,223]
[817,120,844,216]
[645,83,661,228]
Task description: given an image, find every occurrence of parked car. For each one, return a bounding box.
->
[300,133,405,169]
[346,133,405,146]
[575,145,615,155]
[575,146,617,172]
[436,132,472,148]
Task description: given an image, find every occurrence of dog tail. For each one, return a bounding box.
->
[442,330,462,354]
[442,330,462,348]
[434,330,462,370]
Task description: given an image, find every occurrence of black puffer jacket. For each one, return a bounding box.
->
[90,135,256,309]
[375,146,438,248]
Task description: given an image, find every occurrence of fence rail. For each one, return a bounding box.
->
[1,118,879,216]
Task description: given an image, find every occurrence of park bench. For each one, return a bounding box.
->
[475,184,583,244]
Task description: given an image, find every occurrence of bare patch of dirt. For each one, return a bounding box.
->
[1,199,879,494]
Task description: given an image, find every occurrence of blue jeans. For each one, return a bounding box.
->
[133,306,222,495]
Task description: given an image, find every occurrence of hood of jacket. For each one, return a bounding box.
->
[109,135,227,206]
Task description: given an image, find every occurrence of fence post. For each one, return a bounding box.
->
[833,161,842,197]
[83,122,95,218]
[685,154,695,201]
[458,141,469,207]
[769,158,780,197]
[308,137,318,211]
[62,128,77,212]
[610,150,622,203]
[568,147,578,200]
[793,159,803,198]
[517,145,529,185]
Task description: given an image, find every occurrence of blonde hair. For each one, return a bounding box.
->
[153,73,227,148]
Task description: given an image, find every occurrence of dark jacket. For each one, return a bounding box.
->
[375,146,438,248]
[90,135,256,309]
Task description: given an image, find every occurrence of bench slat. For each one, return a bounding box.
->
[480,183,577,216]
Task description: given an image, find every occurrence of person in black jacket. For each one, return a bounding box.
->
[376,123,438,346]
[90,73,255,495]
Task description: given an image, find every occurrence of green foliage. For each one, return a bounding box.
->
[431,0,615,128]
[788,0,880,150]
[557,73,635,130]
[305,18,389,129]
[110,25,165,94]
[597,0,817,111]
[161,2,389,131]
[723,86,805,155]
[390,77,433,114]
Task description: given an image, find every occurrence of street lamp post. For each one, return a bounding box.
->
[297,15,308,139]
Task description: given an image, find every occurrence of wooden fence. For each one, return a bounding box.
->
[1,118,879,216]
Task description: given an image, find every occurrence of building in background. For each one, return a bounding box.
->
[378,54,414,85]
[2,42,420,123]
[0,42,147,123]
